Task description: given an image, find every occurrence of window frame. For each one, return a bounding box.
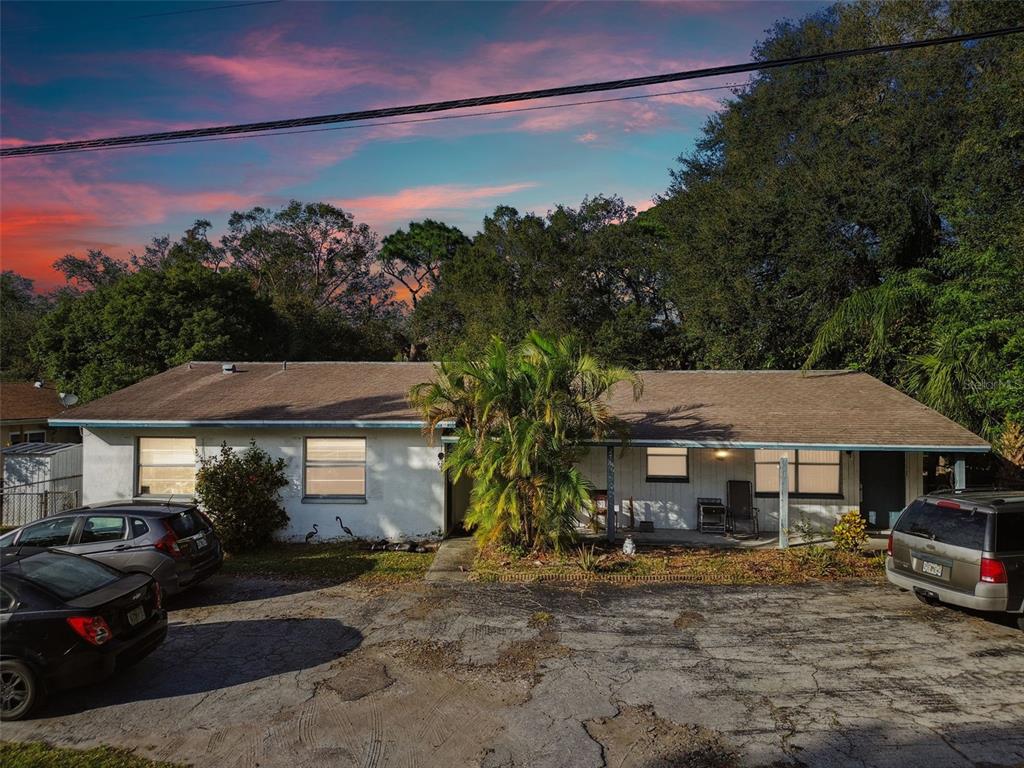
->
[754,449,843,499]
[135,436,197,498]
[15,516,79,548]
[645,447,689,483]
[76,515,129,545]
[302,436,368,502]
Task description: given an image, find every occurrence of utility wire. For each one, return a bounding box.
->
[30,82,749,157]
[4,1,283,32]
[3,24,1021,158]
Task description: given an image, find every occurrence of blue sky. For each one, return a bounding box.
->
[1,0,825,287]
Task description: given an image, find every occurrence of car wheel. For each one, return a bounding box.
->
[1015,615,1024,632]
[1,659,41,721]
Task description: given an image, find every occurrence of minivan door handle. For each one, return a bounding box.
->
[113,544,129,551]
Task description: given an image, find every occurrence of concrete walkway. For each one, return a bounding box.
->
[424,536,476,582]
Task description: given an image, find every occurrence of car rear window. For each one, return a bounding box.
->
[165,509,208,538]
[12,551,120,601]
[896,500,990,550]
[995,512,1024,553]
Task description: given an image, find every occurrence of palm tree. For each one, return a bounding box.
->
[410,332,641,551]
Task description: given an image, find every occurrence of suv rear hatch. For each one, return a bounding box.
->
[890,498,992,594]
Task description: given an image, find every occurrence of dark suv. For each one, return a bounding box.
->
[0,501,223,596]
[886,490,1024,629]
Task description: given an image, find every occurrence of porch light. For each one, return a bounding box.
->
[714,449,730,460]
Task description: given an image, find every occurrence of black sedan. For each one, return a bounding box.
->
[0,547,167,720]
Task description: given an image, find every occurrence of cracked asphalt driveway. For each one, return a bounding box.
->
[6,575,1024,768]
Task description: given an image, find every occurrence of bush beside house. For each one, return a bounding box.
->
[195,441,289,553]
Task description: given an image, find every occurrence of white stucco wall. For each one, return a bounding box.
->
[81,427,444,541]
[576,446,862,533]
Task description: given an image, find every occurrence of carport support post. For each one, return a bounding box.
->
[954,455,966,490]
[606,446,616,543]
[778,456,789,549]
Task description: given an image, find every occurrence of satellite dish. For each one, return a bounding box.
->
[59,392,79,408]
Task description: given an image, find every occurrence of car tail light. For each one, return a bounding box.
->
[67,616,113,646]
[886,533,894,558]
[936,500,961,509]
[980,557,1008,584]
[154,521,184,559]
[152,581,162,610]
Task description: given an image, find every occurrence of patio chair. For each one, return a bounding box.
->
[697,497,727,534]
[726,480,759,537]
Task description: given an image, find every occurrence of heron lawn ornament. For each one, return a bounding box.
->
[335,516,355,538]
[305,524,319,544]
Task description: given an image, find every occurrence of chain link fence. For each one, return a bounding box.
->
[0,478,82,529]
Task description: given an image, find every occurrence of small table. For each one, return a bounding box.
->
[697,498,728,534]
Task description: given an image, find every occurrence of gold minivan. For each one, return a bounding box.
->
[886,490,1024,630]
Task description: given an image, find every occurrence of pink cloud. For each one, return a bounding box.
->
[336,182,537,227]
[184,29,418,101]
[577,131,599,143]
[0,156,268,285]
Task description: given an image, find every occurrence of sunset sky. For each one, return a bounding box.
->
[1,0,824,289]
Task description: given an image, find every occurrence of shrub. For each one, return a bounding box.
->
[831,510,868,552]
[195,441,290,553]
[574,543,604,573]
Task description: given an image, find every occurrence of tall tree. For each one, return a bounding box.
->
[411,197,688,368]
[223,201,392,318]
[379,220,469,308]
[52,249,130,292]
[0,272,47,380]
[410,332,641,551]
[131,220,226,271]
[31,257,282,402]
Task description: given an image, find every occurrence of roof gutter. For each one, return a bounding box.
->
[438,435,989,452]
[49,418,453,430]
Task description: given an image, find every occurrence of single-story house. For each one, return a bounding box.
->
[49,362,989,541]
[2,382,80,446]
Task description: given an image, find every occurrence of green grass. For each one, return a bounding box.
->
[222,541,434,584]
[0,742,184,768]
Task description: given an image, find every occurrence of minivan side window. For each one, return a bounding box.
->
[17,518,76,548]
[896,501,989,550]
[995,512,1024,553]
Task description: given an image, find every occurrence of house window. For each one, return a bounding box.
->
[304,438,366,498]
[10,431,45,445]
[137,437,196,496]
[646,447,688,481]
[754,449,841,496]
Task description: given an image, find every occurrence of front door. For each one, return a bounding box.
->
[860,451,906,530]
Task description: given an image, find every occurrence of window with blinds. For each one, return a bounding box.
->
[137,437,196,496]
[304,438,366,498]
[754,449,840,495]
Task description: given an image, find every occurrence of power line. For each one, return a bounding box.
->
[31,82,750,156]
[4,1,283,32]
[3,25,1021,158]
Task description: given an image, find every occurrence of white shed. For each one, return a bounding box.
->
[1,442,83,527]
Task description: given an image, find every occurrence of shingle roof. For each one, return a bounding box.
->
[53,362,988,450]
[607,370,988,449]
[1,382,67,422]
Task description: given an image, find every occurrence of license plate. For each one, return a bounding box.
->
[127,605,146,626]
[194,534,207,549]
[921,560,943,577]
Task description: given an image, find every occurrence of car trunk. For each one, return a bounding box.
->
[890,499,993,595]
[67,572,161,639]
